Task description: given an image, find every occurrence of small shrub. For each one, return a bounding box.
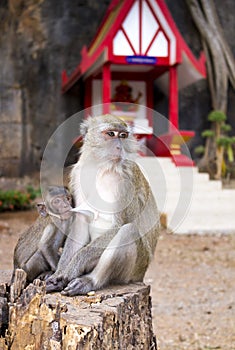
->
[26,186,41,200]
[195,110,235,179]
[201,130,214,138]
[194,145,205,155]
[208,110,226,123]
[0,187,41,212]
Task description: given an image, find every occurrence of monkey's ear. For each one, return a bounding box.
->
[36,203,48,217]
[80,119,90,136]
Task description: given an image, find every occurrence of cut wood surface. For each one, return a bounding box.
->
[0,270,157,349]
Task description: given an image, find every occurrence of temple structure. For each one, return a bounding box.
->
[62,0,207,165]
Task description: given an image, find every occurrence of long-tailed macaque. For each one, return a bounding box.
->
[12,186,92,282]
[46,115,160,296]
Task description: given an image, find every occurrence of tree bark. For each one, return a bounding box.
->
[0,269,157,349]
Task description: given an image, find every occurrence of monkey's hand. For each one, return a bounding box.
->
[61,276,94,296]
[37,271,54,281]
[46,275,67,293]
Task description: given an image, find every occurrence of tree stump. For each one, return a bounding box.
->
[0,269,157,349]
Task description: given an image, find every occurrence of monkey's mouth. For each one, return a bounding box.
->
[112,155,122,161]
[60,210,73,219]
[109,150,123,160]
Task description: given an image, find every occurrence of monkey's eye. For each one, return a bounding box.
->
[119,132,129,139]
[106,131,116,137]
[52,198,61,206]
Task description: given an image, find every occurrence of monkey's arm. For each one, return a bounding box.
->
[46,228,116,293]
[51,213,91,276]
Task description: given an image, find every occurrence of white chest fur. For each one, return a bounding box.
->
[74,168,123,238]
[96,171,121,204]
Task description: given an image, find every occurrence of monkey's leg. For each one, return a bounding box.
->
[36,224,61,272]
[46,228,117,293]
[45,244,102,293]
[61,224,139,296]
[23,251,50,282]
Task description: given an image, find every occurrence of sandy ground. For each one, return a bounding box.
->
[0,210,234,349]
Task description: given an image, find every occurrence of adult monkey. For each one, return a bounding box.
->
[46,114,160,296]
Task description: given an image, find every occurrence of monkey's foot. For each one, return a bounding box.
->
[46,276,66,293]
[61,276,94,296]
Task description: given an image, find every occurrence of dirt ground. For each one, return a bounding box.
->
[0,210,234,350]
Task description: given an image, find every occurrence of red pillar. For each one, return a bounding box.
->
[146,79,154,127]
[169,65,179,130]
[102,63,111,114]
[84,77,92,118]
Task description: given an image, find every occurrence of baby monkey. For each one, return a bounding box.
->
[12,186,92,283]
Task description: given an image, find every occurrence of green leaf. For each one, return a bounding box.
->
[208,110,227,123]
[216,137,230,147]
[201,129,214,138]
[194,145,205,155]
[221,124,232,132]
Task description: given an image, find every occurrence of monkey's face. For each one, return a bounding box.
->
[101,128,129,160]
[50,194,73,219]
[94,127,136,162]
[81,115,138,162]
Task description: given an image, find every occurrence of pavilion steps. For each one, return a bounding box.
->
[137,157,235,234]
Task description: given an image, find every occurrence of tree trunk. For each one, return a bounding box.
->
[186,0,235,178]
[0,269,157,350]
[186,0,235,112]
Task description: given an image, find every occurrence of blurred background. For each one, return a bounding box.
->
[0,2,235,348]
[0,0,234,177]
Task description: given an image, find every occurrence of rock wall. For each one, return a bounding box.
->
[0,0,109,176]
[0,0,234,176]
